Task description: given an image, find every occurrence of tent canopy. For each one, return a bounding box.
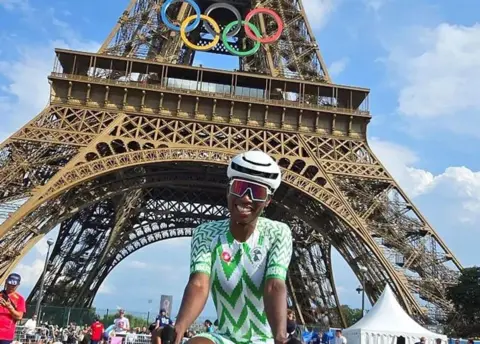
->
[343,284,446,343]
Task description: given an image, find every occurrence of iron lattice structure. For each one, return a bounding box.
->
[0,0,462,328]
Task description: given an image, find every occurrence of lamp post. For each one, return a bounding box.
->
[357,265,368,317]
[34,238,54,320]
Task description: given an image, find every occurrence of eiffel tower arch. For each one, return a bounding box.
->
[0,0,462,328]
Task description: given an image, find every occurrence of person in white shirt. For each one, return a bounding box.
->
[114,309,130,335]
[334,330,347,344]
[23,315,37,343]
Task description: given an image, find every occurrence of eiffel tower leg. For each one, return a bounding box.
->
[289,240,346,328]
[69,188,145,307]
[266,188,345,327]
[0,112,126,279]
[27,189,143,306]
[27,184,229,307]
[298,134,462,322]
[28,203,112,305]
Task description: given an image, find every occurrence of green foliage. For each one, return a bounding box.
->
[26,304,98,327]
[339,305,362,327]
[446,266,480,337]
[25,305,154,328]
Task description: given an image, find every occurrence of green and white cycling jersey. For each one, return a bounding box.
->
[190,217,293,344]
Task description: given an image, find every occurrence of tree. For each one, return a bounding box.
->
[446,266,480,337]
[339,305,362,327]
[27,304,98,327]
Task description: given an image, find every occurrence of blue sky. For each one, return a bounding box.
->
[1,0,480,319]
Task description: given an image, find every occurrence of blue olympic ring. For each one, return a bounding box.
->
[161,0,202,33]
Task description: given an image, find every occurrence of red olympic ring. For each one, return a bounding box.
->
[244,8,284,44]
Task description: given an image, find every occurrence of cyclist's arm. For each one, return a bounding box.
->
[264,223,293,344]
[175,225,212,333]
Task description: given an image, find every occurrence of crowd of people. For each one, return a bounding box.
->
[9,311,218,344]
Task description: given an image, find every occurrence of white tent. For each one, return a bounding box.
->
[343,284,447,344]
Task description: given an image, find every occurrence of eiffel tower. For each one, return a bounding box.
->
[0,0,461,327]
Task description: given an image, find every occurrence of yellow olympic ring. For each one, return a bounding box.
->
[180,15,220,51]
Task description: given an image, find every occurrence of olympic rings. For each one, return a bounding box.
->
[222,21,261,57]
[181,15,221,51]
[159,0,284,56]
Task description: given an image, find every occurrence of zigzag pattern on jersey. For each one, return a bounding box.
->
[190,220,228,274]
[211,244,270,340]
[213,283,270,342]
[265,223,293,280]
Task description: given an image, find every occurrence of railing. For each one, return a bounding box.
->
[14,326,50,343]
[14,326,197,344]
[49,73,370,117]
[109,334,152,344]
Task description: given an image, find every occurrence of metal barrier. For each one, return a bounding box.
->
[14,326,155,344]
[14,326,51,343]
[111,334,152,344]
[13,323,215,344]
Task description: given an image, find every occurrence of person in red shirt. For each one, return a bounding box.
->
[0,273,26,344]
[90,317,105,344]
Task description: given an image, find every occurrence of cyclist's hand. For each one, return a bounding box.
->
[161,325,178,344]
[173,325,185,344]
[274,334,290,344]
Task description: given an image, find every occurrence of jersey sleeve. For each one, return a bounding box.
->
[266,223,293,280]
[190,224,212,275]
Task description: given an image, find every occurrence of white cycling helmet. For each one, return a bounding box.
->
[227,150,282,191]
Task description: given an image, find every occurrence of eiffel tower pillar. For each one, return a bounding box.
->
[0,0,462,328]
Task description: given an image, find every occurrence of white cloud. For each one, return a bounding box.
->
[370,138,434,197]
[329,57,349,78]
[0,45,52,125]
[370,137,480,224]
[385,23,480,135]
[303,0,337,30]
[13,231,58,287]
[34,237,52,257]
[15,258,45,286]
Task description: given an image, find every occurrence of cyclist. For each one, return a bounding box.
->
[163,150,293,344]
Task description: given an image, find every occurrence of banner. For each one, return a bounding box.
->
[160,295,173,316]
